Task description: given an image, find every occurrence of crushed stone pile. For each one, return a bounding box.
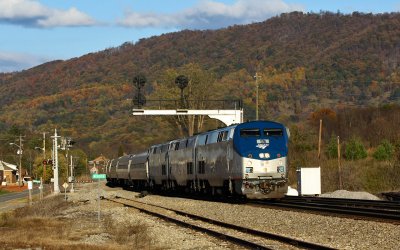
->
[320,190,381,200]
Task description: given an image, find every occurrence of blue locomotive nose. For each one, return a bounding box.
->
[233,121,288,160]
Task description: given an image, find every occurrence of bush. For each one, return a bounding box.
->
[373,140,394,161]
[326,134,338,159]
[345,137,367,160]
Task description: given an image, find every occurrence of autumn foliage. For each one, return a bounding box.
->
[0,12,400,193]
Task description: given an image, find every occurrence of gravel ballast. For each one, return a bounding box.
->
[67,182,400,249]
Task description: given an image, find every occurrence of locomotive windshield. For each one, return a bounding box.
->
[263,128,283,136]
[240,128,260,137]
[240,128,283,137]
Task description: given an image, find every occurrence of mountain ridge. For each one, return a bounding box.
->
[1,11,400,156]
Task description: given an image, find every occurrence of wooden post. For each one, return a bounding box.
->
[39,177,43,200]
[337,136,343,190]
[318,119,322,159]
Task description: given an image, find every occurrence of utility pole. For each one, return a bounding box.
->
[18,135,23,187]
[254,72,261,120]
[70,155,74,193]
[318,119,322,159]
[10,135,24,187]
[337,136,343,190]
[42,132,47,181]
[51,129,60,193]
[35,132,47,183]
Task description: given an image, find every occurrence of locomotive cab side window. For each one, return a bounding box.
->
[240,128,260,137]
[264,128,283,136]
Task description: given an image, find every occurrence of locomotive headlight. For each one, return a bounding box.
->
[264,153,270,159]
[246,167,253,173]
[259,153,265,158]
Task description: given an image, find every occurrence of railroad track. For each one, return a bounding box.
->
[252,196,400,222]
[103,196,336,250]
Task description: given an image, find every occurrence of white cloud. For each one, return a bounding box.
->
[118,0,303,29]
[119,11,179,28]
[0,51,49,72]
[37,7,96,27]
[0,0,97,27]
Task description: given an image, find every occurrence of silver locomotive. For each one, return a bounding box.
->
[107,120,290,199]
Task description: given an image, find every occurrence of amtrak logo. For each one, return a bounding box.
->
[256,139,269,149]
[256,144,268,149]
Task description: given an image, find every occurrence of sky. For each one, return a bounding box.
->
[0,0,399,73]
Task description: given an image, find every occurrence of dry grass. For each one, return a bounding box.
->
[0,189,10,195]
[102,215,152,249]
[289,149,400,194]
[0,195,156,249]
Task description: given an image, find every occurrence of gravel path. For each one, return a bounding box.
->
[67,182,400,249]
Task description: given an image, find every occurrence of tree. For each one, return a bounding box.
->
[345,137,367,160]
[70,149,89,177]
[118,145,124,157]
[373,140,394,161]
[309,108,337,128]
[151,63,219,136]
[325,134,338,159]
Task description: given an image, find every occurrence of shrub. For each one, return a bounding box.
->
[103,215,150,248]
[373,140,394,161]
[345,137,367,160]
[326,134,338,159]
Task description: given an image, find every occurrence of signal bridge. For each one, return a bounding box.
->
[132,100,243,126]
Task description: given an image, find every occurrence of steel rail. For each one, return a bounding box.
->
[105,196,336,250]
[253,199,400,221]
[282,196,400,209]
[105,197,271,249]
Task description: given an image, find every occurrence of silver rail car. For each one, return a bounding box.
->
[107,120,290,199]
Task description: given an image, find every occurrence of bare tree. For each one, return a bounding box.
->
[151,63,218,136]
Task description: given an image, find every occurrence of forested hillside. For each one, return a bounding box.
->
[0,11,400,184]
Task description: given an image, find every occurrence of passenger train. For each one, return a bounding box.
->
[106,120,290,199]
